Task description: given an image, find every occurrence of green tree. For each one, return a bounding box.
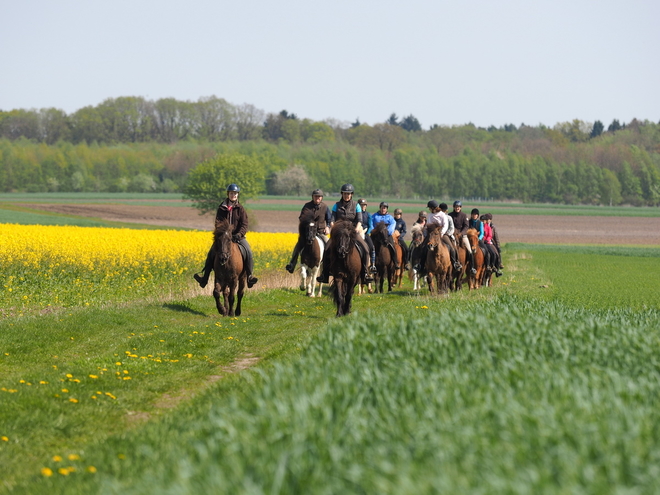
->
[400,114,422,132]
[590,120,604,138]
[600,169,622,206]
[183,153,265,214]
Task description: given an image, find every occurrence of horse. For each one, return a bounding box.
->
[212,219,246,316]
[425,224,451,295]
[466,228,486,290]
[408,225,426,291]
[325,220,362,317]
[391,230,405,288]
[297,212,324,297]
[370,222,396,293]
[449,235,467,291]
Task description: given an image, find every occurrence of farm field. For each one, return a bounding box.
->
[1,195,660,493]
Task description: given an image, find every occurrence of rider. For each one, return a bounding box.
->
[357,197,377,273]
[486,213,504,269]
[414,210,427,226]
[193,183,258,289]
[448,201,477,275]
[285,188,331,273]
[440,202,462,271]
[393,208,410,270]
[483,214,503,276]
[370,202,400,269]
[316,183,375,284]
[418,200,448,274]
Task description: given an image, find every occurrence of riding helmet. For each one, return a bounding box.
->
[340,183,355,194]
[418,210,427,218]
[312,189,324,197]
[357,198,367,205]
[394,208,402,215]
[453,200,462,207]
[226,183,240,193]
[380,202,389,209]
[427,200,439,209]
[471,208,480,215]
[439,203,448,211]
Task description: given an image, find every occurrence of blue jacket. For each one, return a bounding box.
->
[371,212,396,236]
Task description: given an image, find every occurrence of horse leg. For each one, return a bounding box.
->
[224,286,235,317]
[344,284,354,316]
[213,284,226,316]
[310,265,321,297]
[299,265,307,291]
[235,280,244,316]
[335,279,345,317]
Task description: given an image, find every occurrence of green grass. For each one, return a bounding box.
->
[3,234,660,492]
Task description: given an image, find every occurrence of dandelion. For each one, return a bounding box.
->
[53,455,63,462]
[58,467,70,476]
[62,388,69,393]
[86,466,97,473]
[68,454,80,461]
[41,467,53,477]
[69,398,79,403]
[1,436,8,442]
[89,375,98,379]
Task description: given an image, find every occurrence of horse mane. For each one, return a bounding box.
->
[372,222,388,237]
[299,210,316,235]
[410,223,423,236]
[213,219,232,242]
[466,227,478,241]
[427,223,441,235]
[330,219,357,242]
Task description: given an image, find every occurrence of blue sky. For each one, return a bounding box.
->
[1,0,658,129]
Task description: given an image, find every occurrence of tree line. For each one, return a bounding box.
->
[0,96,659,206]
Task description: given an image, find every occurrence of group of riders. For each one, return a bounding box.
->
[193,183,503,290]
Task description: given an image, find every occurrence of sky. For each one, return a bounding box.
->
[1,0,659,129]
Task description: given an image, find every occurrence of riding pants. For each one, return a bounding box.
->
[200,238,255,279]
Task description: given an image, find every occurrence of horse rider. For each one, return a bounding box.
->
[425,200,461,271]
[448,200,477,275]
[414,210,427,226]
[486,213,504,269]
[357,197,377,273]
[316,183,375,284]
[370,202,400,269]
[393,208,410,270]
[439,202,463,271]
[469,208,490,270]
[482,214,503,277]
[193,183,258,289]
[416,200,448,274]
[285,188,331,273]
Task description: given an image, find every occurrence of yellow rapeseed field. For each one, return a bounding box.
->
[0,224,296,314]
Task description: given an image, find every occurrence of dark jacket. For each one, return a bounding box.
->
[300,200,330,231]
[215,199,248,238]
[491,223,501,251]
[332,199,359,226]
[448,211,469,235]
[394,217,407,237]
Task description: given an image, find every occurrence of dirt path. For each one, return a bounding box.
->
[17,203,660,245]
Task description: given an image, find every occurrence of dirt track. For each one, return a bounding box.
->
[18,202,660,245]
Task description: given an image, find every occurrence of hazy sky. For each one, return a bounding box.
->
[1,0,658,129]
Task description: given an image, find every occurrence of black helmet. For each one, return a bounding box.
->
[379,202,389,209]
[427,200,439,209]
[312,189,324,197]
[439,203,448,211]
[357,198,367,205]
[453,200,462,207]
[394,208,402,215]
[471,208,480,215]
[226,183,240,193]
[340,183,355,194]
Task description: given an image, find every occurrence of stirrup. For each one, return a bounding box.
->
[193,273,208,289]
[364,274,374,283]
[316,275,329,284]
[370,264,377,273]
[247,276,258,288]
[470,268,477,275]
[285,263,295,274]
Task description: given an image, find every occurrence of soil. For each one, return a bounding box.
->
[17,201,660,245]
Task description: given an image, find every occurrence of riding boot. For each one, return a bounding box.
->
[238,238,258,288]
[388,243,400,270]
[370,251,377,274]
[468,250,477,275]
[286,243,302,273]
[400,241,410,270]
[450,246,462,271]
[316,252,331,284]
[193,246,215,288]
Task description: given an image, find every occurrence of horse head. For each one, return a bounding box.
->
[330,220,355,259]
[370,222,389,247]
[410,226,424,248]
[466,228,479,253]
[213,219,233,266]
[427,224,442,251]
[299,212,317,246]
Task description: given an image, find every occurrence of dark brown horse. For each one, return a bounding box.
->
[326,220,362,317]
[212,219,246,316]
[297,212,324,297]
[426,224,451,295]
[449,236,467,291]
[466,228,486,290]
[391,230,405,288]
[370,222,396,293]
[408,225,426,290]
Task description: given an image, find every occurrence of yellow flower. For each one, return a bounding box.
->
[67,454,80,461]
[53,455,63,462]
[41,467,53,477]
[62,388,69,393]
[89,375,98,379]
[69,398,78,403]
[86,465,97,473]
[1,436,8,442]
[58,467,70,476]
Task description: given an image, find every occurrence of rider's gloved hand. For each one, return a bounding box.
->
[232,235,241,243]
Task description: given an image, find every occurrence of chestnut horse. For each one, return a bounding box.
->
[325,220,362,317]
[391,230,405,288]
[370,222,396,293]
[297,212,324,297]
[426,224,451,295]
[212,219,246,316]
[408,225,426,291]
[466,228,486,290]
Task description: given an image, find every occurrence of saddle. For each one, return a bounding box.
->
[235,241,248,264]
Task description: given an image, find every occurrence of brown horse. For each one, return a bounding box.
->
[466,228,486,290]
[426,224,451,295]
[408,225,426,291]
[370,222,396,293]
[449,236,467,291]
[297,212,324,297]
[326,220,362,317]
[212,219,247,316]
[391,230,405,288]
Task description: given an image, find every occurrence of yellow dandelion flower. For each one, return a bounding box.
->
[58,467,70,476]
[66,374,73,378]
[53,455,63,462]
[41,467,53,477]
[62,388,68,393]
[86,466,97,473]
[1,436,8,442]
[68,454,80,461]
[89,375,98,379]
[69,398,78,403]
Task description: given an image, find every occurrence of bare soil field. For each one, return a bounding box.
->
[18,201,660,245]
